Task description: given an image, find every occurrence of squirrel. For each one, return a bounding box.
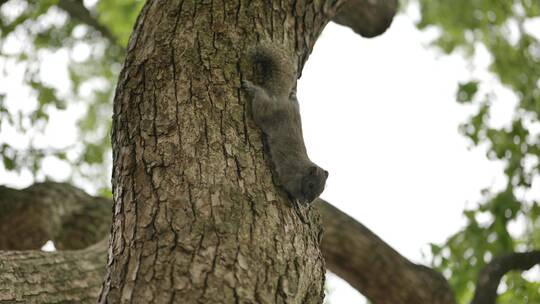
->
[242,45,328,205]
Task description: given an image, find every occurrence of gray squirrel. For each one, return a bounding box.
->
[242,45,328,204]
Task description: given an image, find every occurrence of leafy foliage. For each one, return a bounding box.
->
[412,0,540,302]
[0,0,142,190]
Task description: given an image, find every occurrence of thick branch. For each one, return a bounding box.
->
[315,198,455,304]
[471,250,540,304]
[0,182,111,250]
[0,240,106,304]
[332,0,398,37]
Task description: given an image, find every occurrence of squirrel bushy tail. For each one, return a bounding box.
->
[248,44,297,98]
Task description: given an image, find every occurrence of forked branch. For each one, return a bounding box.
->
[471,250,540,304]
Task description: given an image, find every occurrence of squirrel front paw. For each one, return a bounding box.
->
[242,79,265,97]
[241,79,254,92]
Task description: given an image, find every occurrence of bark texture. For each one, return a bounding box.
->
[98,0,347,302]
[0,240,106,304]
[1,1,405,303]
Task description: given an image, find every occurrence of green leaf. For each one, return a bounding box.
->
[83,143,104,164]
[456,81,479,103]
[2,155,15,170]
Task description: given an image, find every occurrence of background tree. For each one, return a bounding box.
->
[0,0,539,303]
[413,1,540,302]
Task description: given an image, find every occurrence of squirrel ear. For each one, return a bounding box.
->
[324,170,329,178]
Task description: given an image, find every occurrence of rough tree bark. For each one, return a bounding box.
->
[97,0,344,302]
[94,0,399,302]
[0,241,106,303]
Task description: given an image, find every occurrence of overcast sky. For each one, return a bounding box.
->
[299,10,514,303]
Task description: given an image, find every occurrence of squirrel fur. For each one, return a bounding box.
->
[242,45,328,204]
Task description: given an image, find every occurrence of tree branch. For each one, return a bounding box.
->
[0,240,106,303]
[0,182,111,250]
[331,0,398,38]
[315,198,456,304]
[471,250,540,304]
[56,0,122,47]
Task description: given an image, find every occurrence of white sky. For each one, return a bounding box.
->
[1,4,538,303]
[299,12,512,303]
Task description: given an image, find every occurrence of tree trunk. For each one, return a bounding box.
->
[99,1,337,302]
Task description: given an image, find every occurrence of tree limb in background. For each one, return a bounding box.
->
[316,198,456,304]
[331,0,398,37]
[471,250,540,304]
[57,0,122,47]
[0,182,111,250]
[0,240,107,304]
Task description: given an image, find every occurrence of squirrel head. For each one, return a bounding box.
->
[300,165,329,204]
